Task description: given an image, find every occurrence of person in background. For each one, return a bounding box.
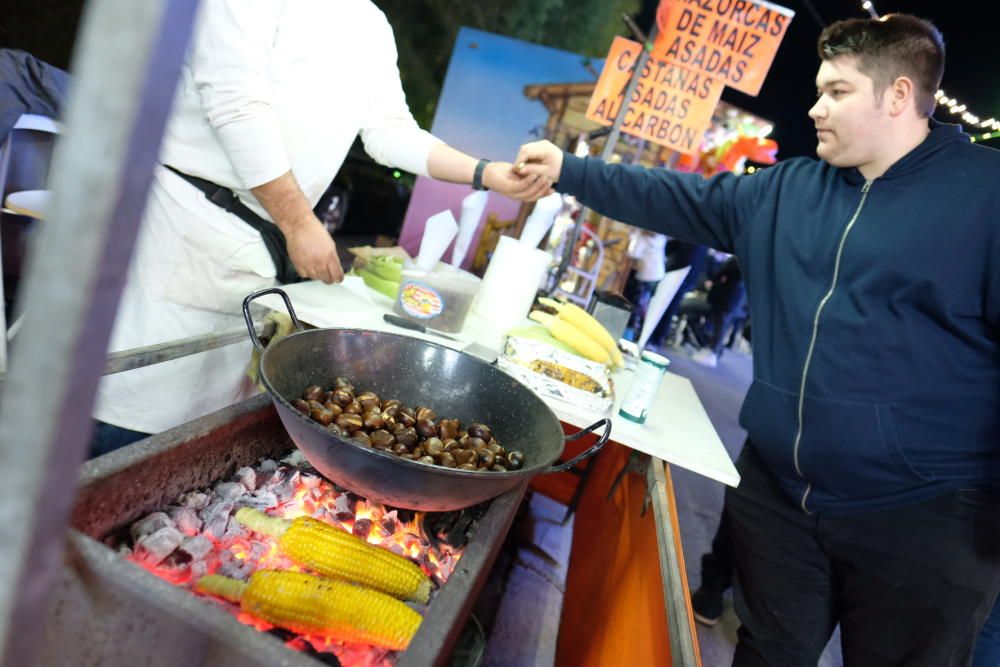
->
[89,0,549,457]
[649,238,708,348]
[691,255,746,368]
[623,229,667,336]
[514,14,1000,664]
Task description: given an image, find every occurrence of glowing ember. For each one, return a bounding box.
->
[123,454,465,665]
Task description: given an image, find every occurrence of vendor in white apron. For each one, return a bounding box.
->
[91,0,550,456]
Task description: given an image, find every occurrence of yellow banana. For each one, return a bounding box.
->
[529,311,610,365]
[538,297,624,367]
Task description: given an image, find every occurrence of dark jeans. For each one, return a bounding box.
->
[89,420,151,459]
[725,443,1000,667]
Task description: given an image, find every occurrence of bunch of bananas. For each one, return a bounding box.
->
[356,255,403,300]
[528,297,625,367]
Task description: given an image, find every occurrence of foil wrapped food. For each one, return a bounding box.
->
[498,335,615,415]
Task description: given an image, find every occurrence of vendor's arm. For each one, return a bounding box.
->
[358,12,550,201]
[516,140,753,253]
[189,0,342,283]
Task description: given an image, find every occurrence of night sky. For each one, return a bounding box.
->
[637,0,1000,159]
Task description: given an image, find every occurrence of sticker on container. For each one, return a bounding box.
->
[399,281,444,319]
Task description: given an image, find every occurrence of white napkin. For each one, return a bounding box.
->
[519,192,563,248]
[416,210,459,271]
[452,190,488,267]
[638,266,691,350]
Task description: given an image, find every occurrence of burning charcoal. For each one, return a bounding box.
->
[332,493,356,521]
[223,518,249,541]
[380,510,399,536]
[243,490,278,511]
[137,526,184,565]
[281,450,309,468]
[217,559,252,581]
[259,458,279,472]
[271,471,300,501]
[234,466,257,491]
[249,540,270,561]
[214,482,246,500]
[179,535,214,561]
[190,560,210,580]
[178,491,210,511]
[168,507,203,536]
[300,473,322,489]
[386,543,406,557]
[130,512,174,543]
[352,518,373,540]
[201,500,235,539]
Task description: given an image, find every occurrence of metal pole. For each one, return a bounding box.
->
[551,18,659,294]
[0,0,200,664]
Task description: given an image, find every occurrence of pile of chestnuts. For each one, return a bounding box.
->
[291,377,525,473]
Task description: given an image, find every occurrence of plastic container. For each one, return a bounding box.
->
[618,350,670,424]
[393,260,482,333]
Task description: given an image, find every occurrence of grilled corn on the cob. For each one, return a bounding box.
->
[197,570,421,650]
[538,297,624,367]
[529,311,610,364]
[235,507,432,603]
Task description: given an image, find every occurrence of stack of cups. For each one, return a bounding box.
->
[474,235,552,333]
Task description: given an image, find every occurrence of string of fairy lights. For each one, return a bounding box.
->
[861,1,999,143]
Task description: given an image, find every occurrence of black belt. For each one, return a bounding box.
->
[164,165,303,284]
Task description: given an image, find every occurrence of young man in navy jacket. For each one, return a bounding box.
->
[516,14,1000,665]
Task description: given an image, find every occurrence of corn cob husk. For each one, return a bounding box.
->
[235,507,432,603]
[197,570,421,650]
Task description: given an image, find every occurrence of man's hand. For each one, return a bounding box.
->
[284,215,344,284]
[483,161,553,202]
[513,140,563,183]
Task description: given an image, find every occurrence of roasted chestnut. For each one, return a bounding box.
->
[370,429,395,449]
[424,437,444,457]
[438,419,459,440]
[478,449,496,467]
[336,413,363,433]
[399,453,415,460]
[331,388,354,407]
[326,423,344,437]
[416,406,437,422]
[363,411,385,430]
[333,377,354,392]
[302,385,325,402]
[416,418,437,439]
[310,406,334,426]
[356,391,380,412]
[411,446,424,459]
[490,464,508,472]
[391,443,409,456]
[396,427,418,448]
[454,449,479,466]
[457,463,477,471]
[466,436,487,451]
[488,442,506,457]
[467,423,492,441]
[439,452,457,468]
[352,432,372,447]
[506,451,525,470]
[344,399,363,415]
[291,398,310,415]
[322,400,344,417]
[442,438,460,452]
[397,407,416,428]
[417,455,436,465]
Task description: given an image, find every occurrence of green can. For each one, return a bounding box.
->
[618,350,670,424]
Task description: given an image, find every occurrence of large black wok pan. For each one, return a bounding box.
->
[244,288,611,511]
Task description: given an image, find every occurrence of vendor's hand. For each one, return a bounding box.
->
[514,140,563,183]
[483,161,553,202]
[285,215,344,284]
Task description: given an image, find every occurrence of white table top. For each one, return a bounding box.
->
[257,278,740,487]
[4,190,50,219]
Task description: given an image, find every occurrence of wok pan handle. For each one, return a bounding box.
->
[547,418,612,473]
[242,288,305,354]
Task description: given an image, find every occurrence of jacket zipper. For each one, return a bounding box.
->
[792,179,873,514]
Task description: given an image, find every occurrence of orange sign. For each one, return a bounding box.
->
[585,37,725,155]
[654,0,794,96]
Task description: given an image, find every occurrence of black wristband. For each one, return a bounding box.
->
[472,158,490,191]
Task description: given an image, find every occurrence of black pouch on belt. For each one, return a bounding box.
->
[164,166,304,284]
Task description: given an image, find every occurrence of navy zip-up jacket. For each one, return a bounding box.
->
[558,121,1000,514]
